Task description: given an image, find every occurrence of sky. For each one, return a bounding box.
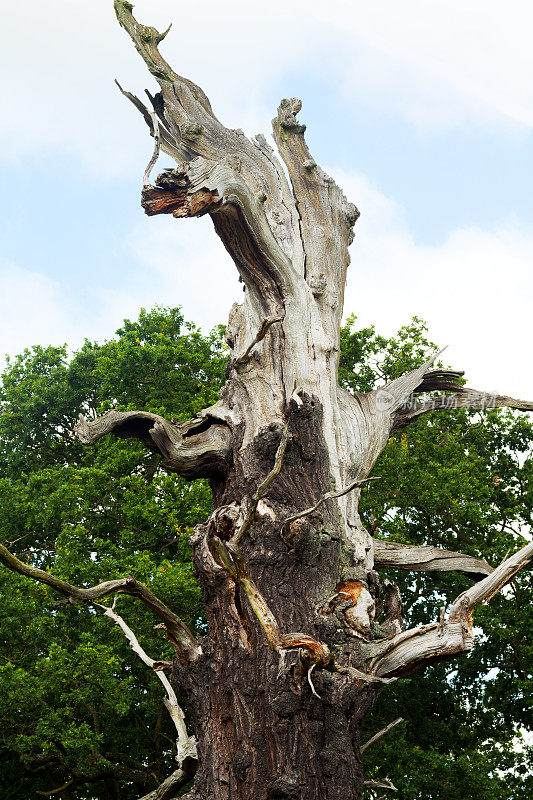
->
[1,0,532,399]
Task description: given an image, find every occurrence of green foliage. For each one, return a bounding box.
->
[0,307,226,799]
[0,308,531,799]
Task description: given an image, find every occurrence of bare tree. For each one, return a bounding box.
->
[2,2,532,798]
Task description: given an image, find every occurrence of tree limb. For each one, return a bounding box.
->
[364,778,398,792]
[114,79,185,163]
[36,780,75,797]
[373,539,493,580]
[231,421,290,546]
[0,542,199,663]
[113,0,305,318]
[231,315,283,370]
[393,387,533,430]
[138,762,197,800]
[143,110,161,186]
[373,349,446,415]
[366,541,533,678]
[361,717,404,755]
[96,602,197,762]
[75,410,232,479]
[282,476,380,535]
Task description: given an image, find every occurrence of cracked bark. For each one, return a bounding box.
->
[4,3,530,799]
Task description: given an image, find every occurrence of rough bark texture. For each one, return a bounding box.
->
[69,4,533,798]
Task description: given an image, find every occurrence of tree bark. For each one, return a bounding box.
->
[73,4,533,798]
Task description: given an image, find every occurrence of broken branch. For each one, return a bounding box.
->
[366,541,533,678]
[231,315,283,369]
[96,602,197,763]
[363,778,398,792]
[212,536,331,667]
[137,763,197,800]
[393,387,533,430]
[361,717,404,755]
[0,541,199,663]
[282,476,380,533]
[373,539,493,580]
[75,409,232,480]
[143,110,161,186]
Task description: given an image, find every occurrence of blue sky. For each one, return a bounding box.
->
[1,0,532,398]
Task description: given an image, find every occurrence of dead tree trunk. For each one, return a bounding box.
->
[67,4,533,798]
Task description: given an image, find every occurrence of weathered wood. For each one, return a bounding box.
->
[361,717,403,755]
[96,602,197,764]
[103,4,533,797]
[75,410,232,479]
[373,539,493,580]
[367,541,533,678]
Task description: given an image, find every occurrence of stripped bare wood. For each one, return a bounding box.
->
[363,778,398,792]
[96,602,197,763]
[361,718,404,755]
[75,410,231,479]
[368,541,533,678]
[49,4,533,797]
[394,387,533,430]
[373,539,493,580]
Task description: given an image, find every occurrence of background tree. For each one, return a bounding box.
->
[1,311,530,799]
[0,308,225,798]
[1,2,532,799]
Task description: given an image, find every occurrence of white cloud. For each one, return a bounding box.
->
[0,262,74,358]
[108,214,241,333]
[312,0,533,131]
[2,0,533,177]
[336,169,533,398]
[0,219,241,366]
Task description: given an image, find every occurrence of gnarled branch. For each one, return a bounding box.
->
[114,1,305,320]
[393,387,533,430]
[366,541,533,678]
[0,541,199,664]
[373,539,493,580]
[96,602,197,763]
[75,410,232,479]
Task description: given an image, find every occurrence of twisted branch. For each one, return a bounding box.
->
[75,410,232,480]
[365,541,533,678]
[373,539,493,580]
[0,542,199,663]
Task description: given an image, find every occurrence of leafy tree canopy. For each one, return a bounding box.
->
[0,308,530,799]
